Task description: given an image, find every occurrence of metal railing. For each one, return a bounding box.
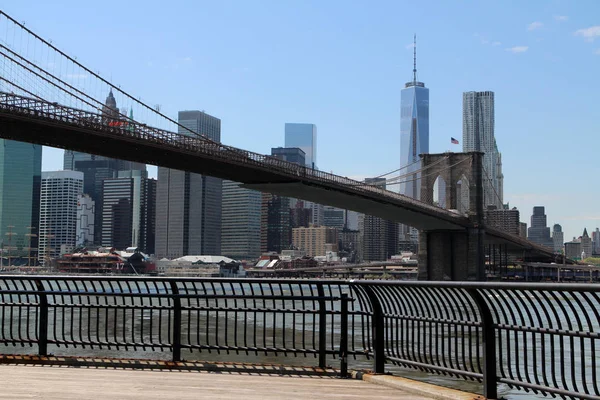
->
[1,276,599,399]
[0,92,467,226]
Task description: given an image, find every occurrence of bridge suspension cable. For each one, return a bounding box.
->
[0,11,216,141]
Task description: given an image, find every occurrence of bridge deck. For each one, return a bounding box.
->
[0,364,434,400]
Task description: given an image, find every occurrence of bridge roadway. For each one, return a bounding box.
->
[0,363,447,400]
[0,92,560,260]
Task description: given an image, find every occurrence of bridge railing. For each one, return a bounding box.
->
[1,276,599,399]
[0,92,463,223]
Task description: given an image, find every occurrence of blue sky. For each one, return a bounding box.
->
[3,0,600,241]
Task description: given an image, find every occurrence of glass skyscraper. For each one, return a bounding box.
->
[0,139,42,258]
[399,40,429,200]
[284,123,317,169]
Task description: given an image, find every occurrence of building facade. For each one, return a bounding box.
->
[155,110,222,258]
[260,193,291,253]
[323,206,345,230]
[284,124,316,169]
[592,228,600,255]
[361,177,399,262]
[462,91,503,208]
[221,180,262,260]
[292,226,338,257]
[76,194,95,246]
[484,205,520,235]
[0,139,42,258]
[101,170,155,252]
[38,170,83,264]
[527,206,553,249]
[552,224,564,253]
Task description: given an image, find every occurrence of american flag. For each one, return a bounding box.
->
[451,137,459,145]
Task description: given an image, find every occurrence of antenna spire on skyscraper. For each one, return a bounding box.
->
[413,34,417,84]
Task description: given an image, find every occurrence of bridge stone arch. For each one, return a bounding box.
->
[420,152,482,216]
[418,152,485,281]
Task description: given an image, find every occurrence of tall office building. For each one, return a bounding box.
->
[155,110,222,258]
[284,124,323,225]
[462,91,503,208]
[399,36,429,200]
[323,206,345,230]
[484,205,520,236]
[292,226,338,257]
[284,124,316,169]
[64,90,146,243]
[361,178,399,262]
[0,140,42,258]
[76,194,95,246]
[593,228,600,255]
[101,170,156,252]
[38,171,83,264]
[221,180,262,260]
[552,224,564,253]
[527,206,553,249]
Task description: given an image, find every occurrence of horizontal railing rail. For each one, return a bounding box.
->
[1,276,599,399]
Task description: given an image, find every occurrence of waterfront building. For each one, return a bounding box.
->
[485,205,520,235]
[361,178,399,262]
[38,170,83,265]
[527,206,553,249]
[552,224,564,253]
[581,228,592,260]
[292,226,338,257]
[221,180,262,260]
[76,194,95,246]
[339,229,360,262]
[102,170,156,253]
[155,110,222,258]
[64,91,146,243]
[0,139,42,258]
[462,91,503,208]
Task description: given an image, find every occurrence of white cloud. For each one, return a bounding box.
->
[505,46,529,53]
[554,15,568,22]
[595,49,600,55]
[405,43,415,49]
[66,73,87,80]
[182,57,192,62]
[575,26,600,41]
[492,41,502,46]
[528,21,544,31]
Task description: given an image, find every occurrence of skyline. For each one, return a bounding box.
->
[3,0,600,241]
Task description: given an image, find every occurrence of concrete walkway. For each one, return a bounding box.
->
[0,364,434,400]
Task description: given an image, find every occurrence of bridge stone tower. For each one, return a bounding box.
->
[418,152,485,281]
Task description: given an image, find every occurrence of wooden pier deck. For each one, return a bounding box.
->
[0,364,435,400]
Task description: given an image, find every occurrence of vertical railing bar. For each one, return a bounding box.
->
[169,281,181,362]
[316,283,327,368]
[466,288,497,400]
[340,293,349,378]
[34,279,48,356]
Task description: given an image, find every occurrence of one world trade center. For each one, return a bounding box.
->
[399,35,429,200]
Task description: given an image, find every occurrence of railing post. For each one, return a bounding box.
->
[363,285,385,374]
[467,288,498,400]
[339,293,349,378]
[169,281,182,362]
[34,279,48,357]
[316,283,327,368]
